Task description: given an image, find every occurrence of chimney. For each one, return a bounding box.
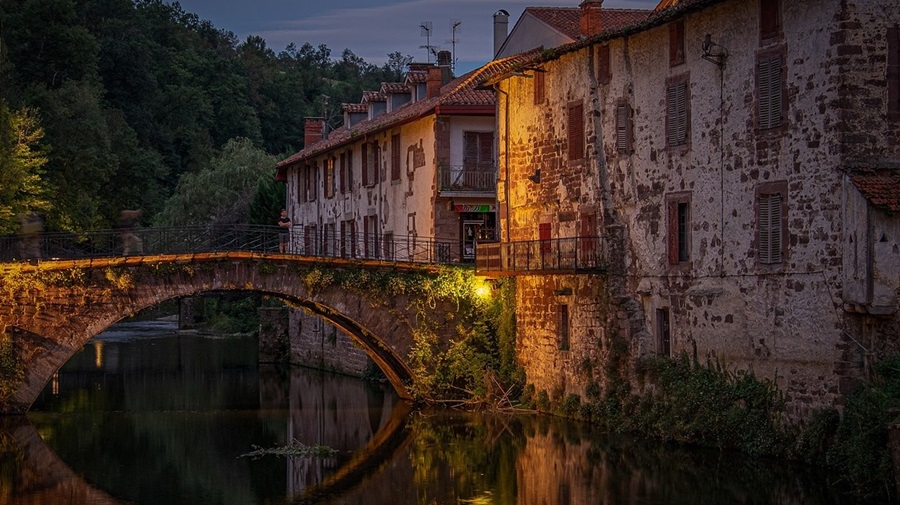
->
[437,50,452,68]
[304,117,324,148]
[493,9,509,58]
[426,66,442,99]
[580,1,603,37]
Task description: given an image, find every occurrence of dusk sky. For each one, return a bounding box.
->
[173,0,659,73]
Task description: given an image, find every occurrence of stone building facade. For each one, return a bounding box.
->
[273,53,536,374]
[486,0,900,419]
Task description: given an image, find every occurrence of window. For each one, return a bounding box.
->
[534,70,545,104]
[615,101,633,154]
[888,27,900,120]
[579,212,596,264]
[656,308,671,356]
[325,158,335,198]
[340,152,353,193]
[391,134,401,181]
[757,182,787,265]
[759,0,782,42]
[363,142,379,187]
[558,304,570,351]
[597,45,611,85]
[304,225,317,255]
[364,215,378,258]
[464,131,493,169]
[667,193,691,266]
[323,222,335,256]
[382,232,394,260]
[666,76,689,148]
[669,19,685,66]
[757,52,784,130]
[539,222,552,254]
[567,101,584,162]
[304,165,317,202]
[340,220,355,258]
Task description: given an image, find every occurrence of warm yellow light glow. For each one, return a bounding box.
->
[474,280,492,299]
[93,340,104,369]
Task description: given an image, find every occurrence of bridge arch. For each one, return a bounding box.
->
[0,253,458,414]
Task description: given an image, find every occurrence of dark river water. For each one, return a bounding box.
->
[0,321,866,504]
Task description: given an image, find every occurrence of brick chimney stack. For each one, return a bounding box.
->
[426,66,443,99]
[580,1,603,37]
[304,117,324,148]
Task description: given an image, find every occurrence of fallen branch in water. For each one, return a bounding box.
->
[239,440,338,459]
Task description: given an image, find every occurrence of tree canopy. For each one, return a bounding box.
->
[0,0,413,232]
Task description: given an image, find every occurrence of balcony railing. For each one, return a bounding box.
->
[475,237,605,276]
[437,164,497,194]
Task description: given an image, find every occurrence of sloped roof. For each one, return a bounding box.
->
[850,170,900,213]
[277,49,541,171]
[362,90,386,103]
[483,0,726,87]
[526,6,651,40]
[380,82,410,94]
[342,103,367,113]
[405,70,427,84]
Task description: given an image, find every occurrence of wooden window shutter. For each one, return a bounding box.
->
[598,45,611,84]
[339,153,346,193]
[889,27,900,119]
[478,132,493,168]
[539,222,552,253]
[567,101,584,161]
[534,71,545,105]
[759,192,783,264]
[669,20,685,66]
[667,201,679,265]
[667,82,687,147]
[463,131,477,167]
[760,0,781,41]
[362,143,369,186]
[391,134,401,181]
[616,103,632,153]
[758,55,783,129]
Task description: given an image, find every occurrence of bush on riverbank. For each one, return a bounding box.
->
[0,332,24,402]
[519,347,900,501]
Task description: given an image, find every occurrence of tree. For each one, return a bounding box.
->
[0,102,49,234]
[154,137,276,227]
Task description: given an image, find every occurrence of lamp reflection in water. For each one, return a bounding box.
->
[92,340,105,369]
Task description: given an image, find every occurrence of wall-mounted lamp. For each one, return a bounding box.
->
[701,34,728,67]
[527,169,541,184]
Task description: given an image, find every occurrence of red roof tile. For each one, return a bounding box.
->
[850,170,900,213]
[341,103,367,113]
[362,90,385,103]
[526,6,652,39]
[380,82,410,94]
[276,49,542,170]
[405,70,427,84]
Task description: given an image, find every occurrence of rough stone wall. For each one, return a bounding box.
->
[258,307,288,363]
[498,0,899,419]
[287,310,370,376]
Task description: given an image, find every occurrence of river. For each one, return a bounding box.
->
[0,321,867,504]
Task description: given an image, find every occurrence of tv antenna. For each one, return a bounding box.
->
[419,21,434,62]
[448,19,461,72]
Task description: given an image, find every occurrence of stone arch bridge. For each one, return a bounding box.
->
[0,252,470,415]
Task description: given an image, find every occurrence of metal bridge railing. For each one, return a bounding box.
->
[475,237,606,275]
[0,225,465,265]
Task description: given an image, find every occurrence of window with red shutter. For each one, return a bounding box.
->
[391,134,401,181]
[533,70,545,105]
[760,0,782,42]
[567,101,584,162]
[325,158,335,198]
[669,20,685,66]
[615,102,633,154]
[597,45,611,85]
[339,153,346,194]
[666,76,689,148]
[539,222,552,254]
[889,27,900,120]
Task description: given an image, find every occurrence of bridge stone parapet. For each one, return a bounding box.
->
[0,252,467,414]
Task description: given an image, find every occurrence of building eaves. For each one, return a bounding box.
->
[482,0,727,87]
[275,52,539,170]
[380,82,410,94]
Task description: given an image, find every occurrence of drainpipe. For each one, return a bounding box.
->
[493,82,511,243]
